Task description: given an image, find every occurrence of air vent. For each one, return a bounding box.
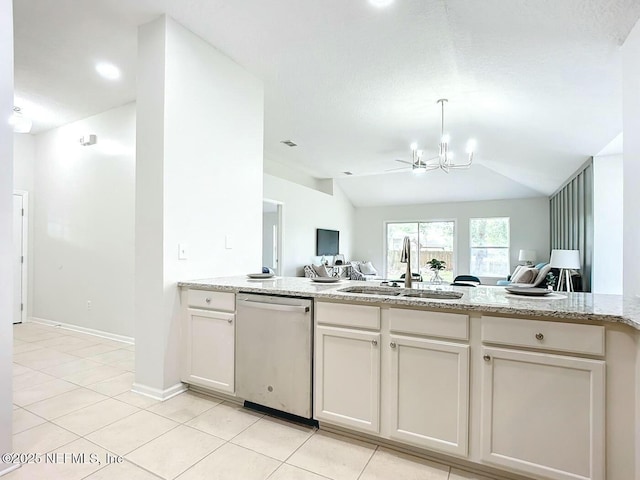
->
[280,140,297,147]
[343,171,353,176]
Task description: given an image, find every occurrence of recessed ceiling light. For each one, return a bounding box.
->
[369,0,394,7]
[95,62,121,80]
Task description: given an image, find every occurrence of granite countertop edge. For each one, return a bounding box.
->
[178,277,640,331]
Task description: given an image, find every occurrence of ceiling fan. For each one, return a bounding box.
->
[387,99,476,174]
[386,142,440,173]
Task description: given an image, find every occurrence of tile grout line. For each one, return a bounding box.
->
[355,443,379,480]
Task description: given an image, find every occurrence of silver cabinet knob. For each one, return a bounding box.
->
[228,318,233,324]
[483,355,491,362]
[535,333,544,340]
[390,342,397,348]
[371,339,378,346]
[205,298,211,304]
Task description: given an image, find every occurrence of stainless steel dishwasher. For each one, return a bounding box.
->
[236,293,313,419]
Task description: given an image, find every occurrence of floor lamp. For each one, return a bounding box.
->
[550,249,581,292]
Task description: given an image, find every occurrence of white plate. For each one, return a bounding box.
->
[506,293,567,300]
[311,277,340,283]
[247,273,275,279]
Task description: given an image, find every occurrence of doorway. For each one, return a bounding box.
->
[262,200,283,276]
[13,191,28,324]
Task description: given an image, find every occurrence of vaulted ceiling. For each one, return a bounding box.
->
[13,0,640,206]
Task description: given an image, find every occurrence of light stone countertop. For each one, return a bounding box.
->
[178,276,640,330]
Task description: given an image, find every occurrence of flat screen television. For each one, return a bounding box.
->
[316,229,339,256]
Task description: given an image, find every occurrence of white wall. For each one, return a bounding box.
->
[264,174,355,276]
[592,154,623,294]
[135,15,263,395]
[13,134,35,193]
[623,19,640,297]
[353,197,550,284]
[0,0,15,473]
[32,103,136,337]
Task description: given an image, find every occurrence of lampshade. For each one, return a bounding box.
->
[550,249,581,269]
[518,249,536,262]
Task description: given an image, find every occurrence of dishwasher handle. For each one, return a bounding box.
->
[238,299,310,313]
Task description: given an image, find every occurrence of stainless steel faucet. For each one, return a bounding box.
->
[400,236,412,288]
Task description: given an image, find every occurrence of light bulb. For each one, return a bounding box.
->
[441,134,450,144]
[417,150,424,158]
[466,139,477,153]
[410,142,418,151]
[95,62,121,80]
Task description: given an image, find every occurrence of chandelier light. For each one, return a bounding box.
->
[410,99,475,173]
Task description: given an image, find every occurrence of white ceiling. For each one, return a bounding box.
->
[13,0,640,206]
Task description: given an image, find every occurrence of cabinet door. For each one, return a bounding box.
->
[315,325,380,433]
[388,335,469,457]
[480,347,605,480]
[182,308,235,393]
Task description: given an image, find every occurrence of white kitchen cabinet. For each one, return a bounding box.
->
[182,307,235,393]
[388,334,469,456]
[314,324,381,433]
[480,346,605,480]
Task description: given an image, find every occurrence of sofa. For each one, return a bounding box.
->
[496,262,551,287]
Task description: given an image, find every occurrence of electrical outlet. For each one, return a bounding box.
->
[87,300,92,310]
[178,243,189,260]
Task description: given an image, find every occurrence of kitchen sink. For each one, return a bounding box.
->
[338,286,464,300]
[338,286,403,296]
[401,291,464,299]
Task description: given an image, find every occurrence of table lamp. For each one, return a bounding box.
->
[518,249,536,266]
[550,249,581,292]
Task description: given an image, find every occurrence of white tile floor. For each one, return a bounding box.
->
[8,322,496,480]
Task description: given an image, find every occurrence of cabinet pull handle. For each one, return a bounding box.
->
[483,355,491,362]
[535,333,544,340]
[205,298,211,304]
[371,339,378,346]
[228,319,233,324]
[390,342,396,348]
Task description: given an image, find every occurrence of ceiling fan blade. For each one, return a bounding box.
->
[394,159,413,165]
[385,166,411,172]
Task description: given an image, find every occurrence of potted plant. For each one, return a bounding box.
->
[426,258,446,284]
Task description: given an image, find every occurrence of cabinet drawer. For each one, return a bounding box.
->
[481,316,604,356]
[187,290,235,312]
[389,308,468,341]
[316,301,380,330]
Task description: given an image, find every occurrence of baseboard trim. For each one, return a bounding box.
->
[0,463,21,477]
[319,423,532,480]
[131,382,187,401]
[29,317,134,345]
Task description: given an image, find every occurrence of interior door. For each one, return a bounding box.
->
[13,194,23,324]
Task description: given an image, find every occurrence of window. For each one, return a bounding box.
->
[470,217,510,277]
[386,221,455,282]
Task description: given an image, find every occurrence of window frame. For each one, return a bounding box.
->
[383,219,457,280]
[468,217,511,278]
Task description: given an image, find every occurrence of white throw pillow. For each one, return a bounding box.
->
[511,266,538,284]
[312,264,331,277]
[360,261,377,275]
